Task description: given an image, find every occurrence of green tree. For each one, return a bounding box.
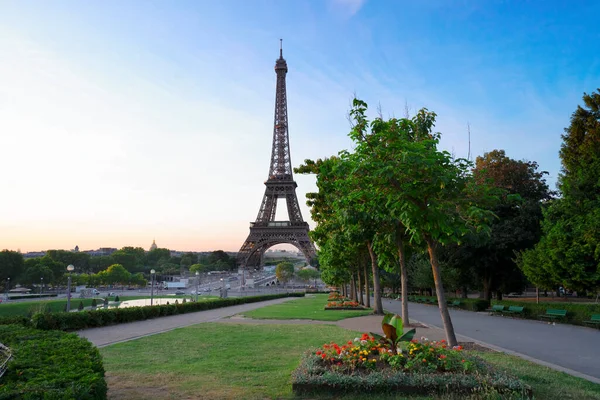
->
[0,250,24,287]
[189,263,207,274]
[446,150,551,300]
[104,264,131,286]
[111,247,145,273]
[520,89,600,293]
[146,248,171,267]
[345,99,496,346]
[180,252,197,268]
[275,262,295,286]
[296,268,320,284]
[19,263,54,286]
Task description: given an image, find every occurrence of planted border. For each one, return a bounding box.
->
[292,351,532,398]
[0,325,107,399]
[30,293,304,331]
[405,295,490,311]
[491,300,600,326]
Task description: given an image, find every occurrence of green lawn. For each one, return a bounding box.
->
[240,293,373,321]
[100,322,600,400]
[0,295,210,317]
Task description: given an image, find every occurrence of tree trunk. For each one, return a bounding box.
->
[395,229,410,326]
[482,277,492,302]
[536,287,539,304]
[367,241,383,314]
[496,290,503,301]
[461,286,468,299]
[357,269,364,305]
[351,274,358,302]
[425,236,458,347]
[363,259,370,308]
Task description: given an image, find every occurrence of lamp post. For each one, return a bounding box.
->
[40,277,44,298]
[195,271,199,302]
[150,269,156,306]
[66,265,74,312]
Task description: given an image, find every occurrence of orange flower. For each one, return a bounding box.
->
[422,359,427,362]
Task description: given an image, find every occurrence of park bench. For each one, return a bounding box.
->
[539,309,567,321]
[448,300,462,308]
[426,298,438,305]
[486,305,505,314]
[502,306,525,316]
[583,314,600,328]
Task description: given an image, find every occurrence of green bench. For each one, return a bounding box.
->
[503,306,525,315]
[583,314,600,328]
[448,300,462,308]
[426,298,438,305]
[540,309,567,321]
[486,305,505,314]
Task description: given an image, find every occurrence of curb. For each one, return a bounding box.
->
[413,318,600,385]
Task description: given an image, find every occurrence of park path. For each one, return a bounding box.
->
[77,297,296,347]
[382,298,600,382]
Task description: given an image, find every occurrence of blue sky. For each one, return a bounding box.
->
[0,0,598,252]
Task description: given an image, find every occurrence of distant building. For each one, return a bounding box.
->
[73,245,79,252]
[150,239,158,252]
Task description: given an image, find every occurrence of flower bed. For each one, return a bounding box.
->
[327,292,348,301]
[325,300,365,310]
[292,334,531,397]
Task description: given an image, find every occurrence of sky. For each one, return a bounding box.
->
[0,0,598,253]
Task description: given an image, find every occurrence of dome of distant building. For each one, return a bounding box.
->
[150,239,157,251]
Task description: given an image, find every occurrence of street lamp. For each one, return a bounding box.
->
[66,265,74,312]
[40,277,44,298]
[150,269,156,306]
[195,271,199,302]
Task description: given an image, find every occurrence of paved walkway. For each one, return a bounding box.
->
[382,299,600,383]
[78,297,295,347]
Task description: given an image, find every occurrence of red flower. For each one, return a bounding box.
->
[321,354,326,359]
[316,350,322,355]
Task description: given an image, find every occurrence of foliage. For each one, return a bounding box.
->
[30,293,304,331]
[444,149,551,300]
[408,296,490,312]
[0,250,24,288]
[197,250,237,272]
[370,313,416,354]
[520,89,600,293]
[296,267,320,283]
[0,325,107,399]
[275,261,295,284]
[491,300,600,326]
[326,301,362,308]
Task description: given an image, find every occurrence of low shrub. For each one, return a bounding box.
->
[31,293,305,331]
[4,294,57,300]
[0,324,107,399]
[491,300,600,326]
[0,315,31,327]
[408,296,490,311]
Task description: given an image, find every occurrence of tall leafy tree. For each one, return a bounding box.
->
[347,99,496,345]
[520,89,600,293]
[275,262,295,286]
[0,250,25,287]
[446,150,551,300]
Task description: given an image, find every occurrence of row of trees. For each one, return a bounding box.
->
[296,92,598,346]
[274,262,321,286]
[0,247,238,289]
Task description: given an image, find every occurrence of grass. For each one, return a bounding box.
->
[240,294,373,321]
[100,322,600,400]
[0,295,210,317]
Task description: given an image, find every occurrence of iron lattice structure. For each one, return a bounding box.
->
[237,42,317,268]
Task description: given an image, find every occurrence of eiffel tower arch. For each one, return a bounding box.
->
[237,41,317,268]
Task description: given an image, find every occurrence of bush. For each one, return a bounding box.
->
[492,300,600,326]
[0,315,31,327]
[91,299,97,308]
[114,295,120,302]
[408,296,490,311]
[78,301,85,311]
[32,293,305,331]
[0,325,107,399]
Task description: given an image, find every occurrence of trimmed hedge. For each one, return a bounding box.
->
[407,295,490,312]
[491,300,600,326]
[0,315,31,327]
[292,351,532,398]
[4,294,57,300]
[31,293,304,331]
[0,325,107,399]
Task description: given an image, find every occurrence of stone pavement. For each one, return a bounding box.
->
[78,297,295,347]
[382,298,600,383]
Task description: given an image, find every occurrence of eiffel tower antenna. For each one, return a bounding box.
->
[237,42,317,269]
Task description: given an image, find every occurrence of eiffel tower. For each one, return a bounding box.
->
[237,41,317,268]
